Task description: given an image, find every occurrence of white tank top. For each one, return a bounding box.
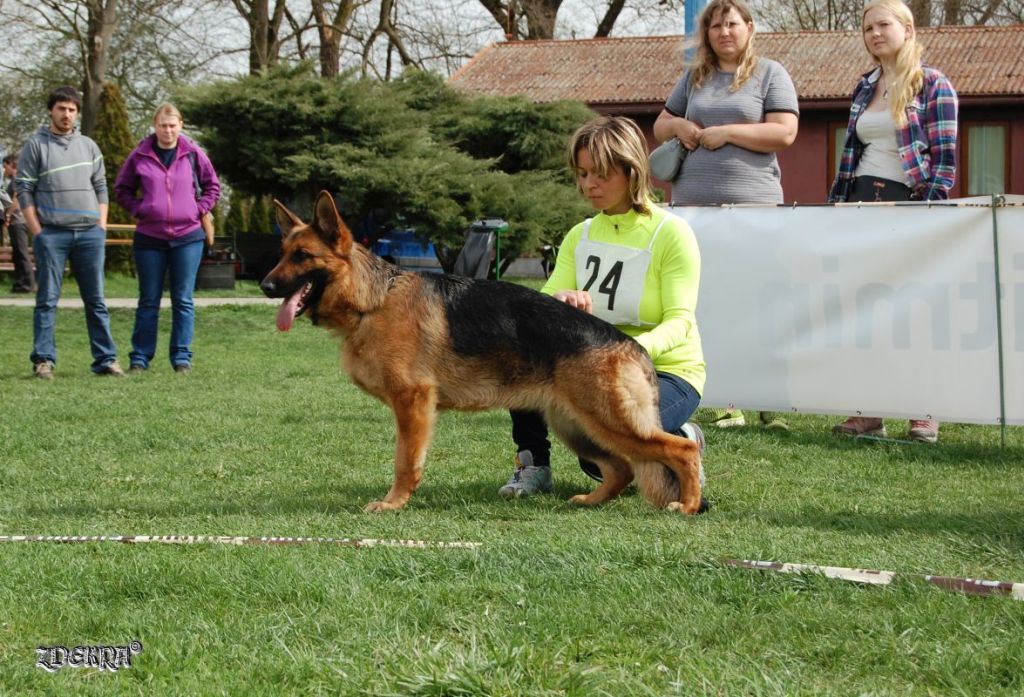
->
[854,108,908,184]
[574,215,669,327]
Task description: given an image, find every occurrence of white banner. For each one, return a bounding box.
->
[670,198,1024,425]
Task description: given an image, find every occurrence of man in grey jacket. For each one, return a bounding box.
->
[16,85,123,378]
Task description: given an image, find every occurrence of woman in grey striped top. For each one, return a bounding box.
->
[652,0,799,430]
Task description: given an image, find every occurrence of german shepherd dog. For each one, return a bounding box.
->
[261,192,703,514]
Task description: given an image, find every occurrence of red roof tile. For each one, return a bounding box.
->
[449,25,1024,105]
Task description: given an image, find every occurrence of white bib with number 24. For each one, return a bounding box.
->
[574,215,668,327]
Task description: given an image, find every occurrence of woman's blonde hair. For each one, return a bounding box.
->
[690,0,758,92]
[152,102,183,125]
[863,0,924,126]
[568,116,655,216]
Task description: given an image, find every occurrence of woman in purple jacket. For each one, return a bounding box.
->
[115,103,220,373]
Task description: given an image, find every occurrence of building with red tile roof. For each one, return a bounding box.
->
[451,25,1024,200]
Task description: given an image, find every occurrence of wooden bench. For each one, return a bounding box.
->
[0,245,33,273]
[0,224,135,273]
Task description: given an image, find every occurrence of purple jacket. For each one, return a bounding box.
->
[114,134,220,240]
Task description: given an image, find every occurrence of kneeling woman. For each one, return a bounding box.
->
[115,103,221,373]
[499,115,707,506]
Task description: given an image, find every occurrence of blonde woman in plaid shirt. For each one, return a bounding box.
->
[829,0,958,443]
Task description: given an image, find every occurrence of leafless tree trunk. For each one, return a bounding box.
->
[361,0,416,77]
[907,0,932,25]
[81,0,118,135]
[476,0,563,40]
[6,0,120,136]
[521,0,561,38]
[231,0,288,74]
[594,0,627,37]
[311,0,363,77]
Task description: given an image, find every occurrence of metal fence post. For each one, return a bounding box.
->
[991,194,1008,447]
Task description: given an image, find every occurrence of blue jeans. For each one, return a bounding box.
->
[655,371,702,433]
[31,225,118,372]
[130,240,204,368]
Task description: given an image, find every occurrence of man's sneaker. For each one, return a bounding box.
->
[174,364,192,374]
[908,419,939,444]
[498,451,553,499]
[33,360,54,380]
[129,364,147,374]
[832,416,886,438]
[695,407,745,428]
[97,361,126,377]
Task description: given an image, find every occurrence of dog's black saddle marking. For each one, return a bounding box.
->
[427,275,630,370]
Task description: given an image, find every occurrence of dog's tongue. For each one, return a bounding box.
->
[276,288,304,332]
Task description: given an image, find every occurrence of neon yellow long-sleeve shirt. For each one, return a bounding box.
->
[541,206,705,395]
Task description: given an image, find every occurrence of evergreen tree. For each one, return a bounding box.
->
[178,64,592,268]
[225,195,250,235]
[250,196,273,235]
[94,81,137,226]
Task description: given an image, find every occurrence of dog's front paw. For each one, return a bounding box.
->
[364,500,403,513]
[569,494,599,507]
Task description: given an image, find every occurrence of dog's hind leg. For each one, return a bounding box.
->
[364,385,437,512]
[555,378,702,513]
[630,433,702,514]
[568,455,633,506]
[545,411,634,506]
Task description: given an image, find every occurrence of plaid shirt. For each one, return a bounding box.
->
[829,66,958,202]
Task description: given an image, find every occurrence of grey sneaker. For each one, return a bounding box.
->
[679,422,706,489]
[498,451,553,499]
[34,360,55,380]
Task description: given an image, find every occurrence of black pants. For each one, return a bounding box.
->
[850,175,913,203]
[6,220,35,291]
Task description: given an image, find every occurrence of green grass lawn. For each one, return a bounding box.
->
[0,303,1022,695]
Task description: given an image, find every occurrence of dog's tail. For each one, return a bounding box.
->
[633,462,681,508]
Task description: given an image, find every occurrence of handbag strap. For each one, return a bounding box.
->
[187,151,202,201]
[682,69,694,121]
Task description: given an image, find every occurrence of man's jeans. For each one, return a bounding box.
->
[32,225,118,372]
[130,239,204,368]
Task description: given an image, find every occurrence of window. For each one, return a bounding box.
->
[831,124,847,177]
[827,122,848,195]
[964,123,1007,196]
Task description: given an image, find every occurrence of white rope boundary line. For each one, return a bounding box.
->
[0,534,481,550]
[725,559,1024,601]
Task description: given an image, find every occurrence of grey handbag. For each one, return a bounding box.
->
[649,70,694,183]
[648,137,686,182]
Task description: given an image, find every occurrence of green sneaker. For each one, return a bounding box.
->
[498,451,553,499]
[695,407,745,428]
[759,411,790,431]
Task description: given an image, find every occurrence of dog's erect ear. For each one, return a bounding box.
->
[274,199,303,236]
[312,191,353,254]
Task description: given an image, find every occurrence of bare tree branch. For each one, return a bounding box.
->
[595,0,627,37]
